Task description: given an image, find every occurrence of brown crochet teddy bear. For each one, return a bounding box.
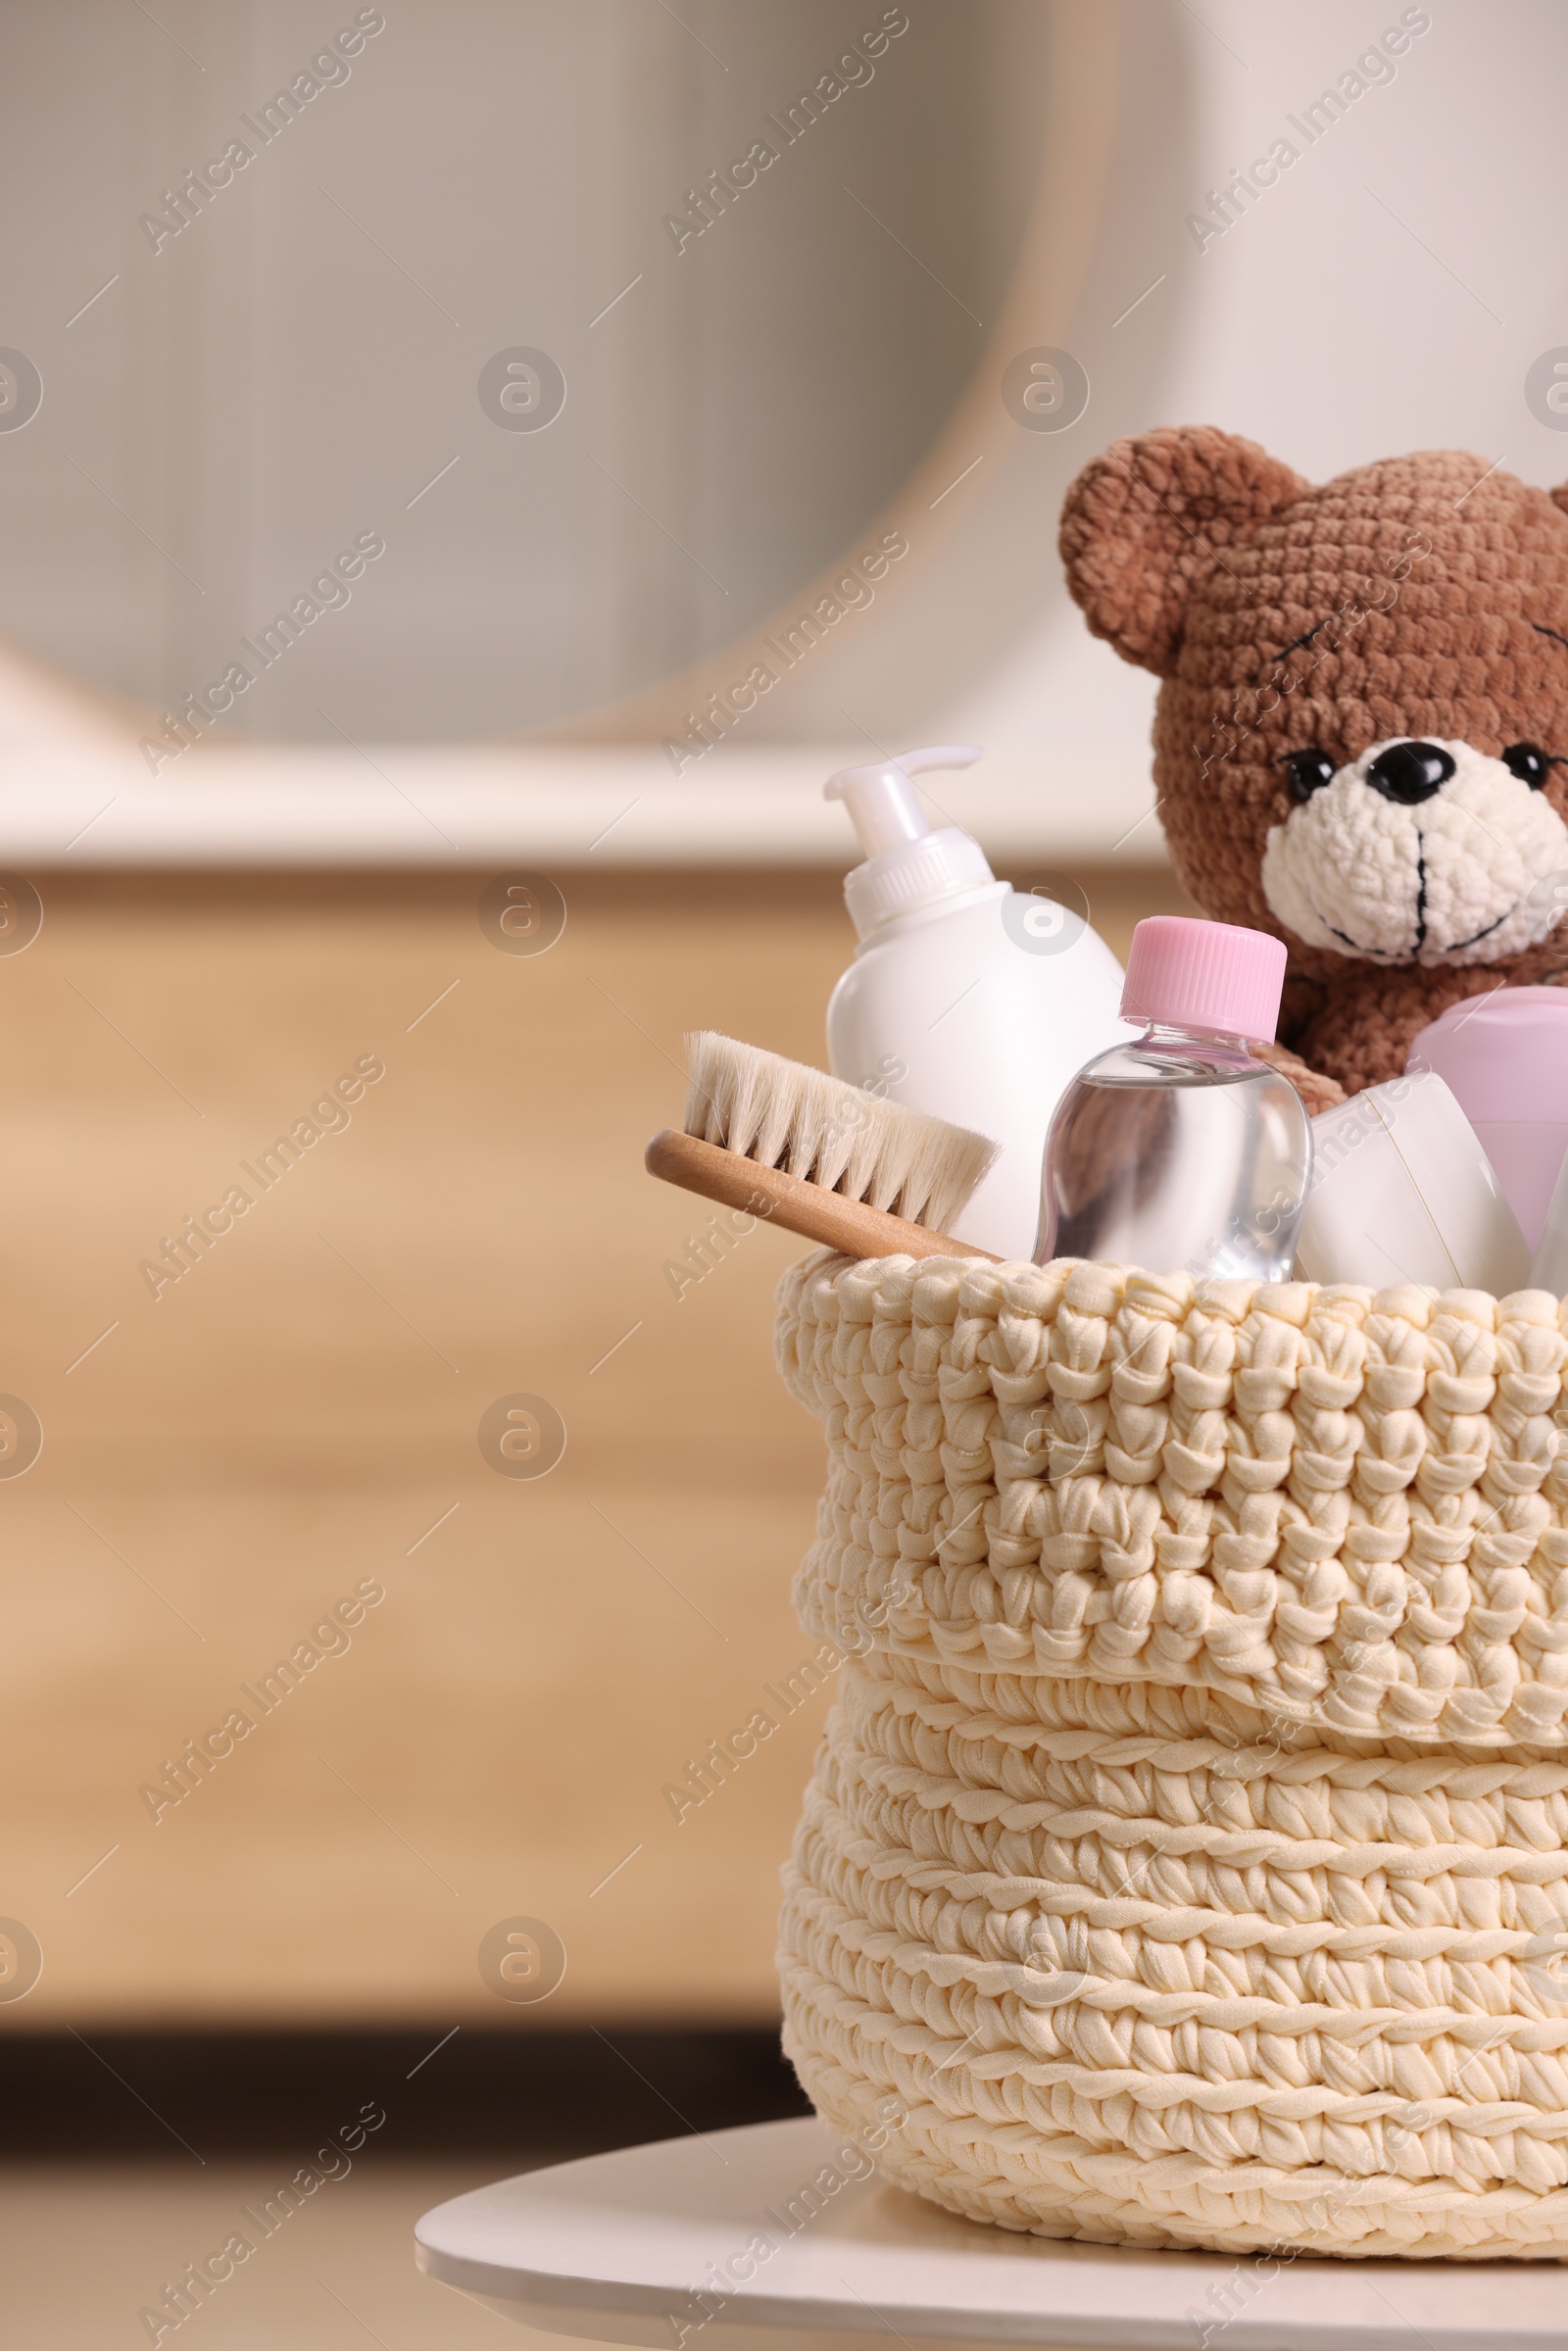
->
[1059,427,1568,1107]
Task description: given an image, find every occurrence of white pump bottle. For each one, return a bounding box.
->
[823,745,1128,1259]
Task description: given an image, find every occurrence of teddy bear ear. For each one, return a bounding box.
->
[1058,424,1310,674]
[1552,484,1568,521]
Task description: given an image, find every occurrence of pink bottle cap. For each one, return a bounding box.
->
[1121,916,1287,1043]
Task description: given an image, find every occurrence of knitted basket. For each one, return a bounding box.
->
[773,1253,1568,2262]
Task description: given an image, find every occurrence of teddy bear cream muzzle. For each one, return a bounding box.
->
[1260,734,1568,965]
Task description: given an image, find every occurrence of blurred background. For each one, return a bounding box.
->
[2,0,1567,2341]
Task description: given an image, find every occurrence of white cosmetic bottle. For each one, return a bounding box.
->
[1297,1069,1530,1295]
[823,745,1127,1259]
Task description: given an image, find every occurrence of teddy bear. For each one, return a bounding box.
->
[1058,426,1568,1107]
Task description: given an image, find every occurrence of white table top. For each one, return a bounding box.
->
[414,2116,1566,2350]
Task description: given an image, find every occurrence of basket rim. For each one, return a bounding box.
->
[774,1251,1568,1752]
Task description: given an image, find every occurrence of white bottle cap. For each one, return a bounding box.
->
[825,745,995,938]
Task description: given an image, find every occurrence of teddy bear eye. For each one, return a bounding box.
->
[1280,751,1336,803]
[1502,741,1557,789]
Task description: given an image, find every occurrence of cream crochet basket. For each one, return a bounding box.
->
[773,1253,1568,2262]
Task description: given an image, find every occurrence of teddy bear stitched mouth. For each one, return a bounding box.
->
[1321,851,1517,961]
[1325,811,1519,960]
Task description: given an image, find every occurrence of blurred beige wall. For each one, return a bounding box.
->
[0,0,1053,741]
[1,859,1188,2030]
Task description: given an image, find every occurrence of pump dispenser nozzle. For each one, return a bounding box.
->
[824,745,981,858]
[824,744,992,939]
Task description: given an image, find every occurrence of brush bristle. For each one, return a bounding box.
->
[683,1032,999,1233]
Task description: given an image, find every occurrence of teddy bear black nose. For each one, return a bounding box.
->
[1364,740,1455,805]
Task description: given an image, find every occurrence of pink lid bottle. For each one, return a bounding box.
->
[1036,917,1311,1278]
[1406,988,1568,1249]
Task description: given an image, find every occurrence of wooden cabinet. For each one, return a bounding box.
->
[0,863,1180,2026]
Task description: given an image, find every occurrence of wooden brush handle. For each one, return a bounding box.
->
[645,1130,998,1264]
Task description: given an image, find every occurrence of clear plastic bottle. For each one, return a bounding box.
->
[1034,916,1312,1280]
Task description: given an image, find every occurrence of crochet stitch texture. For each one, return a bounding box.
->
[774,1252,1568,2258]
